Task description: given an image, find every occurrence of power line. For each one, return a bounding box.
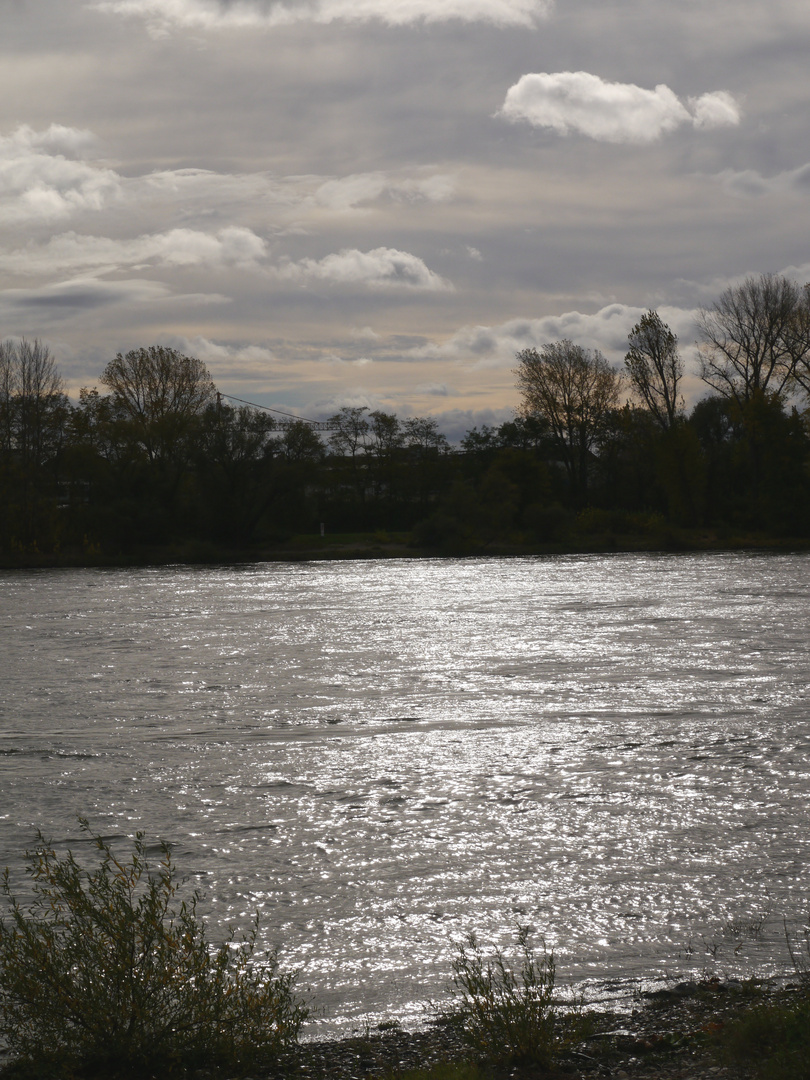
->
[216,392,333,430]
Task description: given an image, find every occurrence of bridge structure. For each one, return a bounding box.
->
[216,392,335,431]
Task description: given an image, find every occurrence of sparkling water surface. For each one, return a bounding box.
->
[1,553,809,1035]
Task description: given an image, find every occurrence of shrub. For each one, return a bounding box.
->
[719,996,810,1080]
[388,1064,484,1080]
[785,912,810,987]
[0,821,308,1078]
[449,926,559,1070]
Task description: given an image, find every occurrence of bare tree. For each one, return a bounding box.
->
[0,338,66,468]
[787,282,810,401]
[0,340,17,456]
[515,341,623,498]
[100,346,216,464]
[698,274,810,405]
[624,310,683,429]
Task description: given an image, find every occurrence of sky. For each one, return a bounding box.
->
[2,0,809,437]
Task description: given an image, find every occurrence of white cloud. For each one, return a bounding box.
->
[0,125,122,223]
[411,303,700,368]
[351,326,381,341]
[175,336,278,381]
[312,171,455,212]
[500,72,741,143]
[0,227,268,276]
[93,0,551,35]
[277,247,452,290]
[689,91,742,130]
[466,246,483,261]
[0,124,459,259]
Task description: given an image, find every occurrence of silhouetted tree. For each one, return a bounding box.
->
[624,311,683,429]
[100,346,216,467]
[515,341,623,500]
[698,274,810,405]
[326,407,370,459]
[0,339,66,470]
[280,420,323,463]
[786,282,810,402]
[367,410,403,461]
[0,339,68,548]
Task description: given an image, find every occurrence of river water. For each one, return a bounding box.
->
[1,552,809,1035]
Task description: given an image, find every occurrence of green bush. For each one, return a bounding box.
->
[449,926,560,1070]
[0,821,308,1078]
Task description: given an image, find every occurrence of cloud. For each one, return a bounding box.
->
[689,91,742,130]
[428,406,515,442]
[715,161,810,197]
[415,381,451,395]
[174,336,279,380]
[0,278,172,320]
[351,326,381,341]
[411,303,700,368]
[0,125,459,259]
[93,0,551,35]
[500,72,741,143]
[312,171,455,212]
[0,227,268,276]
[277,247,452,290]
[0,277,230,323]
[0,125,122,223]
[312,390,388,414]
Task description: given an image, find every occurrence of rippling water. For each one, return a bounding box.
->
[1,553,809,1034]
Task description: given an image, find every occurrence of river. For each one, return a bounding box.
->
[1,552,809,1035]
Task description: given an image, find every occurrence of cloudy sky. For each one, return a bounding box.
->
[2,0,809,435]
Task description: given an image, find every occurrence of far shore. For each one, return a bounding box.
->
[2,528,810,571]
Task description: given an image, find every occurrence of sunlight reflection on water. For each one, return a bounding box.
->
[1,552,809,1034]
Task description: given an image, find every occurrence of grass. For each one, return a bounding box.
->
[384,1065,485,1080]
[717,991,810,1080]
[717,915,810,1079]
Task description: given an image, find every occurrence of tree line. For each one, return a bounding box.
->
[1,272,809,561]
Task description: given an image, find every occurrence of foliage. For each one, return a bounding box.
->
[100,346,216,466]
[719,995,810,1080]
[784,909,810,990]
[714,910,810,1080]
[448,926,560,1070]
[515,341,624,500]
[0,821,308,1078]
[386,1063,484,1080]
[4,328,810,560]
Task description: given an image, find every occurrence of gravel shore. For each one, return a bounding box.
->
[257,979,794,1080]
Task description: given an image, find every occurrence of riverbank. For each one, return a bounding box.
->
[272,979,804,1080]
[0,977,800,1080]
[2,527,809,570]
